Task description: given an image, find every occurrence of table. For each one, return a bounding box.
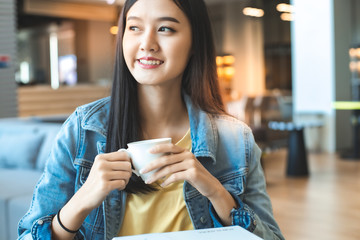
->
[112,226,262,240]
[332,101,360,110]
[268,121,323,176]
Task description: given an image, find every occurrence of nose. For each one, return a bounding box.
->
[140,30,159,52]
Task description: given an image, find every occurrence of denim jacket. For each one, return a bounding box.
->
[18,95,284,240]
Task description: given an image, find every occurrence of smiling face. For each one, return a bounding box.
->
[122,0,192,87]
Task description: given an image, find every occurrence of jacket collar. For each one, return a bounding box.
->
[183,94,217,164]
[81,95,218,163]
[81,97,111,138]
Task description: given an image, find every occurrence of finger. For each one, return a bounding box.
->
[146,158,190,184]
[96,151,131,162]
[149,143,185,154]
[93,158,131,174]
[94,167,131,182]
[105,169,132,181]
[108,161,132,172]
[108,179,128,191]
[160,171,187,187]
[141,151,192,174]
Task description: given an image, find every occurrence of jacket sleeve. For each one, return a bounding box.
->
[208,130,285,240]
[17,111,85,240]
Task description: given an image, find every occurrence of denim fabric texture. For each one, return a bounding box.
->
[18,95,284,240]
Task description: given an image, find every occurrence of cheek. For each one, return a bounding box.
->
[173,39,192,68]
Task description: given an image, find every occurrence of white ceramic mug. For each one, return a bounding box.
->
[118,138,172,182]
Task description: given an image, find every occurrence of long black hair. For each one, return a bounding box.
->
[106,0,225,194]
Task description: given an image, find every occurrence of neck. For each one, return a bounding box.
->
[138,85,189,140]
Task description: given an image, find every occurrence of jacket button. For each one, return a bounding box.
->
[37,220,44,225]
[200,216,207,224]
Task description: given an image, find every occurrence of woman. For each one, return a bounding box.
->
[18,0,284,239]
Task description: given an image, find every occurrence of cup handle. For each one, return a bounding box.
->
[118,148,140,176]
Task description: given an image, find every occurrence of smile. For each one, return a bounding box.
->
[138,59,164,65]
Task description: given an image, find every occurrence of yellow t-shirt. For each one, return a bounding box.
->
[118,129,193,236]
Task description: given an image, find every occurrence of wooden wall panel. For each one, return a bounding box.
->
[17,85,111,117]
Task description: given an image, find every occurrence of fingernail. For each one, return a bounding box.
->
[139,168,145,174]
[148,147,156,153]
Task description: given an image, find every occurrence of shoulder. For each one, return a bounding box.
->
[211,113,253,136]
[75,96,111,118]
[210,113,257,155]
[64,97,111,136]
[210,113,261,172]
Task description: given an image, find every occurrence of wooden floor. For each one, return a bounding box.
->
[263,149,360,240]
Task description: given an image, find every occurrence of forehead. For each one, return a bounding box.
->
[126,0,188,22]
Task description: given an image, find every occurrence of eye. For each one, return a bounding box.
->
[129,26,140,32]
[158,26,175,33]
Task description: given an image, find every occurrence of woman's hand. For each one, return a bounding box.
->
[78,151,132,211]
[51,151,132,239]
[141,143,221,198]
[141,143,237,226]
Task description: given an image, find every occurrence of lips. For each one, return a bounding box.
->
[137,57,164,67]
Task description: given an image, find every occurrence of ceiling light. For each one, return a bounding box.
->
[223,55,235,65]
[216,56,223,66]
[349,48,357,58]
[276,3,294,13]
[349,62,357,72]
[243,7,264,18]
[106,0,125,5]
[357,48,360,58]
[280,13,294,21]
[110,26,118,35]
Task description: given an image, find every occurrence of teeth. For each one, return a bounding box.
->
[139,59,162,65]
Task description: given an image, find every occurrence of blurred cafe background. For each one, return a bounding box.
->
[0,0,360,239]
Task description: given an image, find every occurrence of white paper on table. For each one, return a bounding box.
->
[112,226,263,240]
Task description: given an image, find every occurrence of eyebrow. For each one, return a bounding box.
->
[127,16,180,23]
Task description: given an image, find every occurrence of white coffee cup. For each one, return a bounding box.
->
[118,138,172,182]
